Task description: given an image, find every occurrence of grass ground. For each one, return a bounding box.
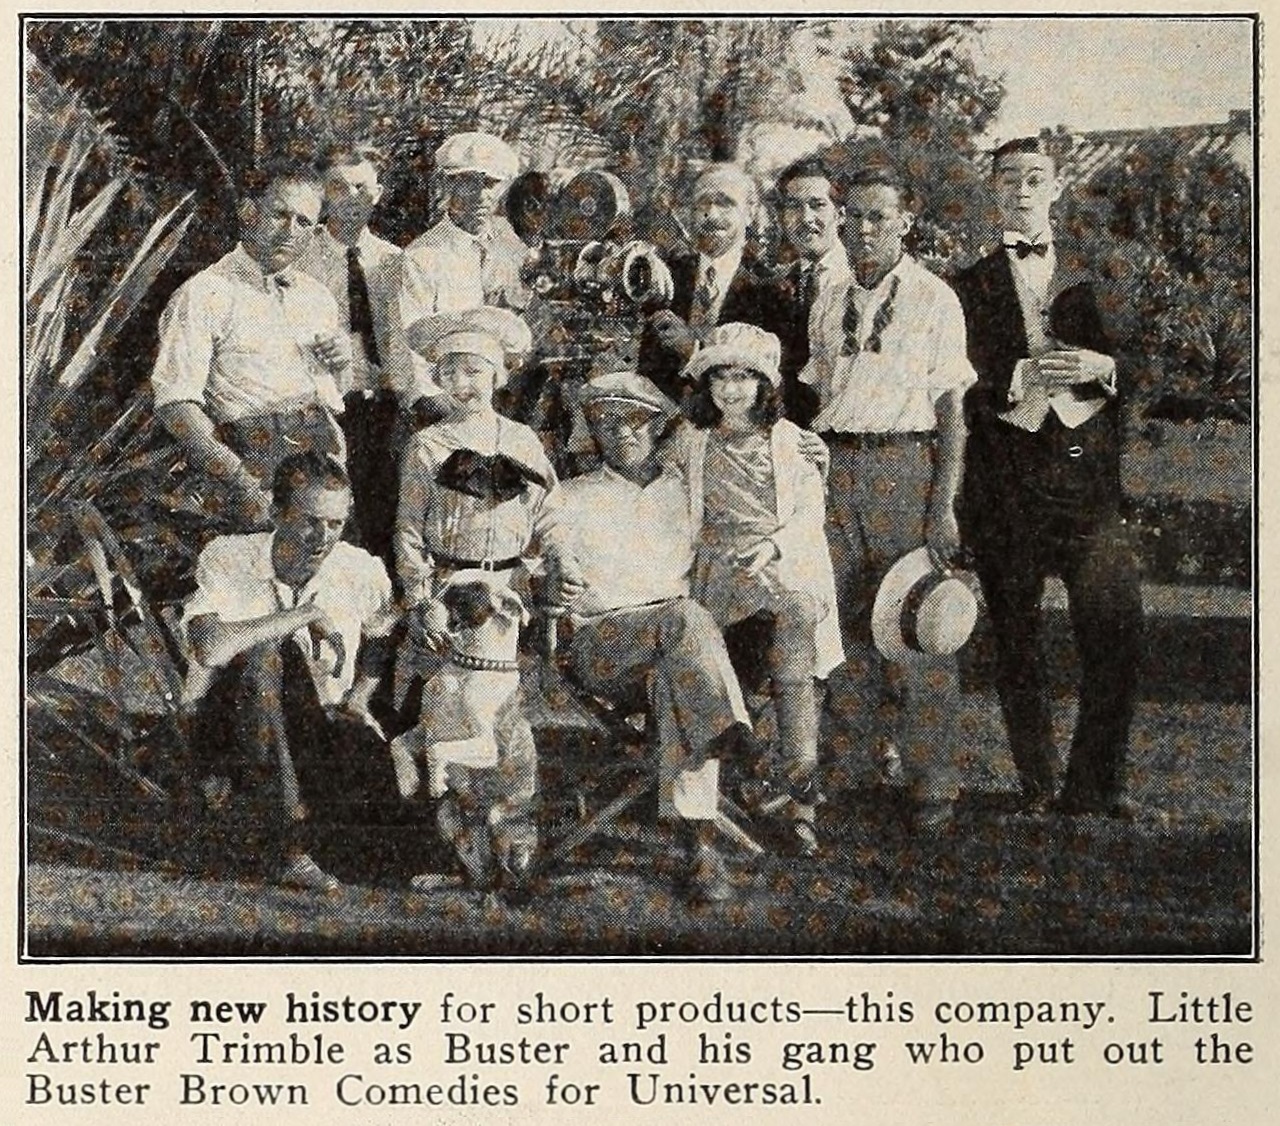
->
[25,693,1252,958]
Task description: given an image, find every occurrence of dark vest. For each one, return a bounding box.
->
[951,246,1123,548]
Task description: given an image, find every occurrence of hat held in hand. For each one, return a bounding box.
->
[872,547,979,662]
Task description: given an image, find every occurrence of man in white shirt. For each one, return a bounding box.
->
[152,160,352,530]
[296,144,402,565]
[184,451,399,891]
[537,372,761,904]
[802,165,976,826]
[386,132,530,412]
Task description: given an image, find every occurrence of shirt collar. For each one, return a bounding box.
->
[231,242,296,292]
[257,531,334,606]
[596,461,664,492]
[699,243,744,286]
[438,214,492,248]
[852,251,910,297]
[800,244,851,286]
[318,225,367,254]
[800,244,850,276]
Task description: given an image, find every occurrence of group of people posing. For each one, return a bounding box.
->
[153,128,1148,906]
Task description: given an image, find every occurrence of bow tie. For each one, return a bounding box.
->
[1006,240,1049,259]
[435,449,548,502]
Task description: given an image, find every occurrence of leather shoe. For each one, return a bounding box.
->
[278,853,340,893]
[682,833,733,905]
[874,742,905,787]
[914,801,956,835]
[1055,793,1171,827]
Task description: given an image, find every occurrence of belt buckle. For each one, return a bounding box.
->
[480,558,495,572]
[1067,445,1084,459]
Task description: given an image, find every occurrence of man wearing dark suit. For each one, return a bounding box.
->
[750,156,851,428]
[952,136,1149,820]
[639,163,771,403]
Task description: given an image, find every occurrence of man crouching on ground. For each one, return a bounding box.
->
[536,372,762,906]
[183,451,400,891]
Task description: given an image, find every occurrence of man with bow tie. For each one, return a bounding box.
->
[152,159,352,531]
[748,156,852,427]
[801,163,976,828]
[295,144,402,566]
[638,163,771,404]
[952,137,1148,821]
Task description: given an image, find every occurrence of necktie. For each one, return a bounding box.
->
[691,264,718,326]
[1007,240,1049,259]
[797,262,819,312]
[346,246,381,366]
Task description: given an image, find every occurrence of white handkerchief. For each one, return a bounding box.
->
[999,358,1052,431]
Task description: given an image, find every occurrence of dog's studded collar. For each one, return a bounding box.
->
[448,650,520,673]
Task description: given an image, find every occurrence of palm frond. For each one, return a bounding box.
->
[55,194,195,393]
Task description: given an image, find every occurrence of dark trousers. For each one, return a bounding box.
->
[973,509,1144,805]
[189,640,402,865]
[340,390,401,568]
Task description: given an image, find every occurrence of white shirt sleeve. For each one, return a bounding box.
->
[183,538,254,631]
[928,285,979,401]
[386,253,440,403]
[151,277,223,410]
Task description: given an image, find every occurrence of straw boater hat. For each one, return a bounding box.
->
[871,547,979,663]
[681,322,783,388]
[405,306,532,386]
[434,131,520,181]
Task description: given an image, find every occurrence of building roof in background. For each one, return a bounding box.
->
[1048,110,1251,185]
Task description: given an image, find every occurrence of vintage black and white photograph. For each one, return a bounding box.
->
[21,15,1256,957]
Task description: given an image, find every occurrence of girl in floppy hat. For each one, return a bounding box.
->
[672,322,843,856]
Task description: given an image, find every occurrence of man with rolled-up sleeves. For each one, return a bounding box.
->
[802,164,974,828]
[151,159,351,531]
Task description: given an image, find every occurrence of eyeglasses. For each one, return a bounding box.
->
[586,407,659,433]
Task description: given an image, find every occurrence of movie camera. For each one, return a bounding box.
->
[506,169,674,364]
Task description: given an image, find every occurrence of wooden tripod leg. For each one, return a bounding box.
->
[713,810,764,857]
[544,776,652,865]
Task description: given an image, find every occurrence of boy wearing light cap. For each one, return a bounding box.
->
[394,305,554,887]
[387,132,532,413]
